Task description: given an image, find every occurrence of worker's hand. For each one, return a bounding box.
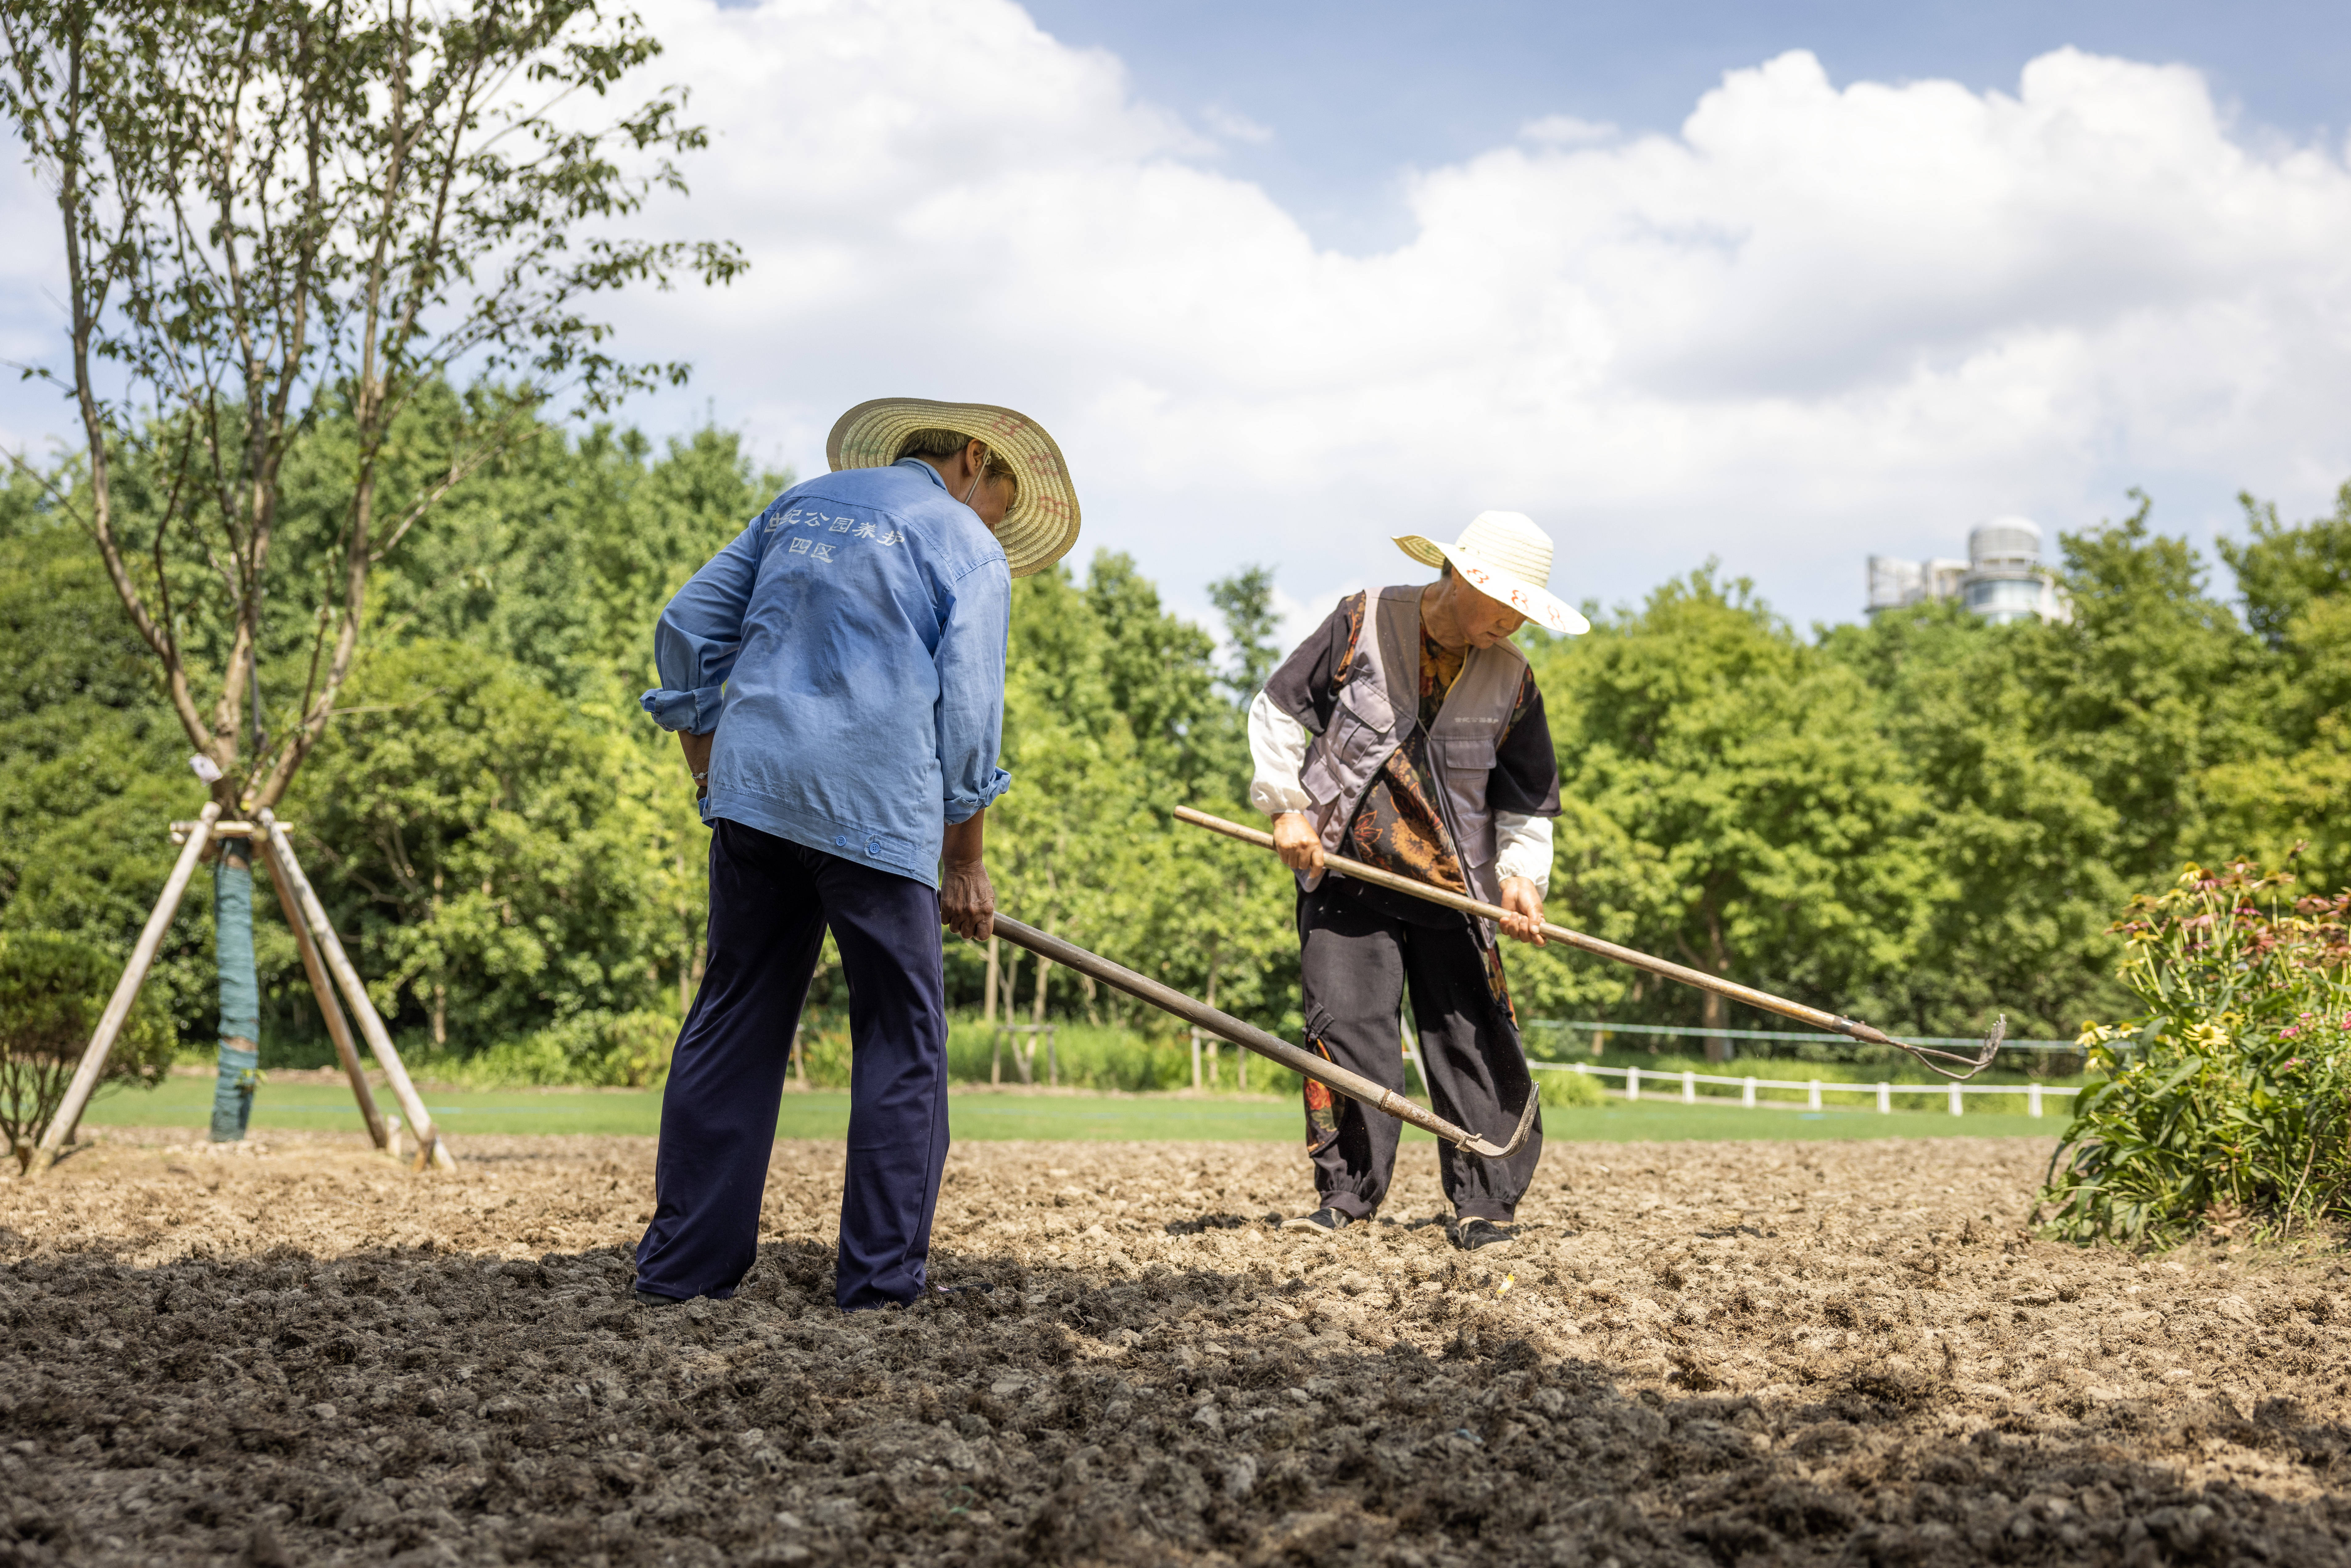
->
[940,809,994,942]
[941,858,995,943]
[678,729,715,799]
[1271,811,1324,873]
[1498,878,1547,946]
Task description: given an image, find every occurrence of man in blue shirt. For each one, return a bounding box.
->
[636,398,1080,1310]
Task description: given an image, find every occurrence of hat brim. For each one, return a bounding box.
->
[827,398,1080,578]
[1394,535,1589,636]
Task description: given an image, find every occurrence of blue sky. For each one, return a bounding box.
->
[10,0,2351,637]
[1020,0,2351,254]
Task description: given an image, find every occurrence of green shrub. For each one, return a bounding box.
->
[2040,862,2351,1245]
[1538,1066,1609,1109]
[939,1021,1191,1093]
[423,1007,681,1089]
[0,931,175,1162]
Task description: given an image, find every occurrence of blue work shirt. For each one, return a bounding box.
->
[641,458,1013,887]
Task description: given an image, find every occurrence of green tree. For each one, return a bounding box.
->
[1209,564,1282,704]
[1084,552,1234,799]
[1530,568,1940,1060]
[0,0,740,1137]
[2037,500,2273,885]
[2205,488,2351,892]
[0,473,233,1045]
[0,403,769,1072]
[1821,600,2132,1040]
[2220,484,2351,648]
[289,639,680,1052]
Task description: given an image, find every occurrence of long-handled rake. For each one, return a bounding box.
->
[987,914,1538,1160]
[1173,806,2002,1081]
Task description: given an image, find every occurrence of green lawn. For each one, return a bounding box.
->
[81,1077,2065,1144]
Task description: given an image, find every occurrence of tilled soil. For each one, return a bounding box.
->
[3,1129,2350,1566]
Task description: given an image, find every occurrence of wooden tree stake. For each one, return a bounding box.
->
[30,803,224,1171]
[258,836,391,1151]
[258,811,455,1171]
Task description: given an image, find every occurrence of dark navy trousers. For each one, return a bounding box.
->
[636,819,951,1310]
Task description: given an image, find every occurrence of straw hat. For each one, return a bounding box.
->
[1394,511,1589,635]
[826,397,1080,578]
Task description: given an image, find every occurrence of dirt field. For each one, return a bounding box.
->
[3,1130,2349,1566]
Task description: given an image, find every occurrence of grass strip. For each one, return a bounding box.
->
[82,1078,2062,1143]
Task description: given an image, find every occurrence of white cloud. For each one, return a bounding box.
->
[1200,105,1275,146]
[13,1,2351,634]
[1518,114,1618,147]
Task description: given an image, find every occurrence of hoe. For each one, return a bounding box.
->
[986,914,1539,1160]
[1171,806,2004,1082]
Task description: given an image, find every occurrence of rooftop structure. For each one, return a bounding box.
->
[1867,517,2067,625]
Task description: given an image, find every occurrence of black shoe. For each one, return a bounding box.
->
[1455,1218,1518,1251]
[1281,1206,1355,1236]
[633,1288,684,1307]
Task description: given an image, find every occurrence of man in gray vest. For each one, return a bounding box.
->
[1247,512,1583,1250]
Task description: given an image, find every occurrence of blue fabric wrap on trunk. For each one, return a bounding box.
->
[211,843,260,1141]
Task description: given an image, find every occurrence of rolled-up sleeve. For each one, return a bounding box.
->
[1247,689,1313,816]
[641,521,763,733]
[935,556,1014,824]
[1494,812,1553,898]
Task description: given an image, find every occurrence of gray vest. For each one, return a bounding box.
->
[1296,585,1528,935]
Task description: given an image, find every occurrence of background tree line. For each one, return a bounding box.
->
[2,396,2346,1079]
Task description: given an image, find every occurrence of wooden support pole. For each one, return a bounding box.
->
[258,811,454,1171]
[258,832,390,1151]
[31,803,224,1170]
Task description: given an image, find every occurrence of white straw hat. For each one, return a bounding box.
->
[1394,512,1589,635]
[827,397,1080,578]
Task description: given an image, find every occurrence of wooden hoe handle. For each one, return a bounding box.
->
[987,914,1537,1160]
[1172,806,2000,1082]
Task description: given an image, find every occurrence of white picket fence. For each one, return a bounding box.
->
[1529,1060,2080,1118]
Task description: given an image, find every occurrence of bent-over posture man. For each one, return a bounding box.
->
[1248,512,1583,1250]
[637,398,1080,1309]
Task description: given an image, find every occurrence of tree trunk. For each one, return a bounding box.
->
[1205,940,1221,1088]
[983,935,999,1027]
[1002,949,1030,1085]
[429,867,446,1046]
[1702,898,1733,1064]
[209,837,261,1142]
[1028,952,1052,1080]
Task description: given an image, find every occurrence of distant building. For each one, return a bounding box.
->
[1867,517,2067,625]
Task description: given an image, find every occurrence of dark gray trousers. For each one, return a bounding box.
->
[1297,882,1542,1222]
